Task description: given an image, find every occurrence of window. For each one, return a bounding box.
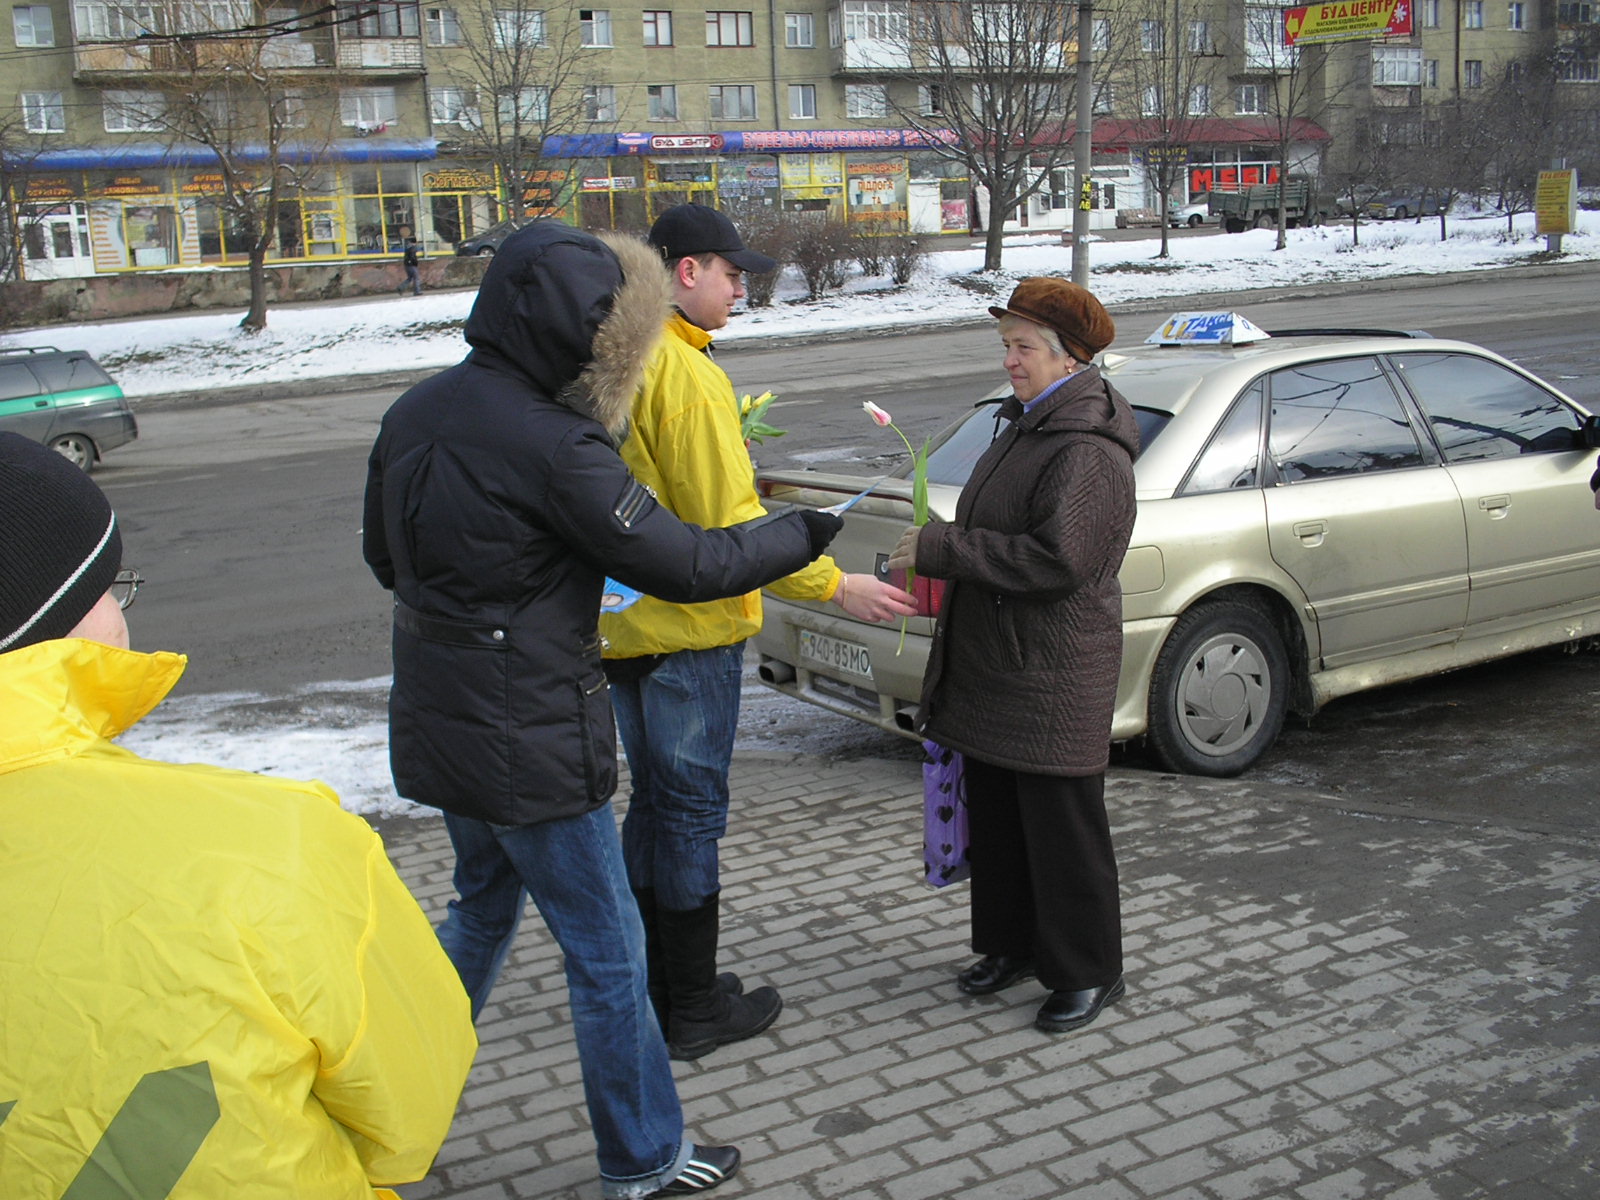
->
[494,8,545,47]
[429,86,475,125]
[840,0,905,41]
[1420,0,1440,25]
[1392,353,1581,463]
[789,83,816,117]
[1092,83,1114,114]
[845,82,888,118]
[1556,51,1598,80]
[1425,58,1439,87]
[340,86,398,128]
[1092,17,1109,51]
[1140,85,1162,116]
[584,83,615,121]
[1508,2,1526,29]
[706,10,753,45]
[1140,19,1163,52]
[1372,44,1423,85]
[1558,1,1595,19]
[355,0,418,37]
[1464,0,1484,27]
[918,82,945,115]
[1188,20,1209,52]
[13,4,53,44]
[642,9,671,44]
[1245,4,1285,66]
[498,85,549,124]
[1183,386,1264,495]
[1188,84,1210,115]
[425,6,460,43]
[102,89,165,132]
[1268,358,1423,482]
[1464,58,1483,86]
[1236,83,1266,113]
[708,83,756,118]
[275,88,308,128]
[175,0,249,33]
[21,90,64,133]
[73,2,160,40]
[647,83,678,120]
[785,11,813,46]
[580,8,610,45]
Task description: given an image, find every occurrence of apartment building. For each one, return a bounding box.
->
[2,2,1588,281]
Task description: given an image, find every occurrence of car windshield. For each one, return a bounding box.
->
[906,397,1172,487]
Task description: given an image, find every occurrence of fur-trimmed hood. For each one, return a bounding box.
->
[462,221,671,435]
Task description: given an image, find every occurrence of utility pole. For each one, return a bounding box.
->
[1071,2,1094,285]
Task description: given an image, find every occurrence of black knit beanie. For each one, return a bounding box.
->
[0,432,122,652]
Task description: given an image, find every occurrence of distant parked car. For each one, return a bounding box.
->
[1329,185,1382,218]
[1366,189,1447,221]
[454,218,531,256]
[1168,197,1211,228]
[0,345,136,472]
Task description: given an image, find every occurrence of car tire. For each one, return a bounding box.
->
[1225,218,1247,234]
[1145,599,1289,777]
[1187,214,1203,228]
[50,433,96,472]
[477,246,495,256]
[1394,206,1409,221]
[1254,211,1275,230]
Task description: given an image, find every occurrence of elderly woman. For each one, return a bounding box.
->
[887,277,1139,1035]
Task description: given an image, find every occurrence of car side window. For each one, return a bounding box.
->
[1182,382,1263,495]
[0,362,44,402]
[1267,356,1424,483]
[1389,351,1582,463]
[30,354,113,393]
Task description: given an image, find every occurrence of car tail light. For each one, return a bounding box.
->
[876,555,945,618]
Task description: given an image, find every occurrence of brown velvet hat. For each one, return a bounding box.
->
[989,277,1116,363]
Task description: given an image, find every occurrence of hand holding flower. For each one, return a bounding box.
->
[887,525,920,573]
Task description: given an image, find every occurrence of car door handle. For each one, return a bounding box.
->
[1477,494,1511,518]
[34,398,49,407]
[1292,519,1327,546]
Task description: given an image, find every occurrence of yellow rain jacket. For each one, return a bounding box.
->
[0,639,477,1199]
[601,312,840,659]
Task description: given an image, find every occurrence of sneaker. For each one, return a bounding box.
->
[647,1144,740,1196]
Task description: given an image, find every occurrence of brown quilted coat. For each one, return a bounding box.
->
[914,365,1140,776]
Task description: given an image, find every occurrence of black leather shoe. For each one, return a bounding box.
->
[646,1144,741,1196]
[1035,977,1126,1034]
[956,954,1036,995]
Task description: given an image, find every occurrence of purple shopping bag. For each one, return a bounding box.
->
[922,740,970,888]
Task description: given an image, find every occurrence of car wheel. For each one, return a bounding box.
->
[50,433,96,472]
[477,246,495,257]
[1188,214,1203,228]
[1225,218,1247,234]
[1254,211,1275,230]
[1145,599,1289,777]
[1393,206,1409,221]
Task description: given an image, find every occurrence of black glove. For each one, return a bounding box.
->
[798,510,844,558]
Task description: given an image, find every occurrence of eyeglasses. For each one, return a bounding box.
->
[111,567,143,611]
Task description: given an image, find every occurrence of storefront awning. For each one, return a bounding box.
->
[8,138,439,171]
[544,129,960,157]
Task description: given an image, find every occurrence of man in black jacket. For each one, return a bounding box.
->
[363,220,838,1199]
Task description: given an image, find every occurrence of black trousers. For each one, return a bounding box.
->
[964,757,1122,992]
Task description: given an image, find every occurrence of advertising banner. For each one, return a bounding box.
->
[1283,0,1412,46]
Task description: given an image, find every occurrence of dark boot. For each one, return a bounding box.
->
[657,893,780,1061]
[635,888,744,1034]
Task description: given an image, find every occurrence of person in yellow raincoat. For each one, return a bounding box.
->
[0,432,477,1198]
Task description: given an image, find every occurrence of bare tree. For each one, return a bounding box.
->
[0,110,40,285]
[873,1,1078,273]
[1105,0,1226,258]
[429,0,610,223]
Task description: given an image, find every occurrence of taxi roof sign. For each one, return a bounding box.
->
[1147,312,1272,346]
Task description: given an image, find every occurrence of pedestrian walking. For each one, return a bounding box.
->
[0,432,476,1198]
[887,277,1139,1035]
[399,236,422,295]
[600,203,915,1061]
[363,219,841,1198]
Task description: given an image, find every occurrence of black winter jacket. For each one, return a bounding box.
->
[363,221,818,825]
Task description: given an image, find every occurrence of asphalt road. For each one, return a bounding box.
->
[93,259,1600,827]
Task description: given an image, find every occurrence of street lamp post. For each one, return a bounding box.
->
[1071,2,1094,285]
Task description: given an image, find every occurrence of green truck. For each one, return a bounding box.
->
[1208,177,1328,232]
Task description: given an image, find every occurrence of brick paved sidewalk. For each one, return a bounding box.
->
[382,753,1599,1200]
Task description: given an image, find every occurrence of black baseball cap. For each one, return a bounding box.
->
[648,203,777,274]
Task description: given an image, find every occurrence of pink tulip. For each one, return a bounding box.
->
[862,401,893,427]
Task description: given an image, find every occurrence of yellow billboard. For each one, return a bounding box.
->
[1534,170,1577,237]
[1283,1,1413,46]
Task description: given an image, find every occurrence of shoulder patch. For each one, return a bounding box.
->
[613,478,658,528]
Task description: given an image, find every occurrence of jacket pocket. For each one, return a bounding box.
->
[576,637,618,801]
[991,595,1024,671]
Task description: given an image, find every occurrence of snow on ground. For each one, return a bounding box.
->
[7,209,1594,401]
[41,208,1599,815]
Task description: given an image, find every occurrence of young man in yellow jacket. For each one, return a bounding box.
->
[0,432,476,1198]
[600,204,915,1061]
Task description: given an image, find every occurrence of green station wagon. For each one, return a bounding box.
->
[0,346,137,471]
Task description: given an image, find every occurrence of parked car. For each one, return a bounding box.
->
[753,316,1600,777]
[0,346,137,471]
[1366,189,1446,221]
[1168,197,1211,228]
[454,218,531,256]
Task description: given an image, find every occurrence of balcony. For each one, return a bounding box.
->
[334,37,425,73]
[75,37,326,79]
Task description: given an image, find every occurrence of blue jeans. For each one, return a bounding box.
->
[610,643,744,911]
[434,804,691,1197]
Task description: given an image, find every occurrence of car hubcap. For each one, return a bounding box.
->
[1176,633,1271,757]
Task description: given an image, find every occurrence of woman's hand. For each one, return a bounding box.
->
[886,524,921,573]
[832,572,918,623]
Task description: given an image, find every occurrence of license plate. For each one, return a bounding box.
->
[798,629,873,680]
